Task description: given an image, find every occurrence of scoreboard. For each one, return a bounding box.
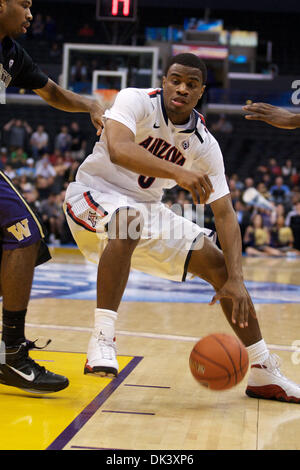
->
[96,0,137,21]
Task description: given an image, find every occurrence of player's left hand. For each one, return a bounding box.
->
[209,279,257,328]
[90,102,104,136]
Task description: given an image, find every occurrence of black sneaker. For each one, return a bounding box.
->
[0,339,69,394]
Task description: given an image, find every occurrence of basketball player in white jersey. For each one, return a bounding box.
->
[65,54,300,403]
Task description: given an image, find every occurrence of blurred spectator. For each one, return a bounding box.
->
[51,156,71,193]
[10,147,28,168]
[54,125,71,153]
[36,154,56,180]
[254,165,269,185]
[44,16,57,42]
[164,197,174,209]
[49,148,64,165]
[22,187,41,215]
[270,176,291,205]
[3,164,16,180]
[270,215,295,254]
[244,177,255,189]
[268,158,282,178]
[255,207,273,229]
[290,186,300,205]
[35,175,53,200]
[31,13,44,39]
[256,182,271,201]
[211,114,233,133]
[49,42,61,60]
[58,190,76,245]
[0,147,8,166]
[78,23,95,38]
[230,173,244,191]
[40,192,65,244]
[30,125,49,159]
[262,172,272,188]
[69,121,86,160]
[282,158,297,182]
[64,160,80,185]
[270,203,286,225]
[71,60,88,83]
[234,199,251,249]
[16,157,36,180]
[244,213,282,257]
[230,187,242,206]
[19,175,34,193]
[3,119,32,152]
[287,201,300,251]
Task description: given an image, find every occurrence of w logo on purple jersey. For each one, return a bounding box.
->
[7,218,32,241]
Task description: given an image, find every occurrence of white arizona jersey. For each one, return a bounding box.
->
[75,87,229,203]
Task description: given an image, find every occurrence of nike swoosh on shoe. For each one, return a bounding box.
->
[7,366,35,382]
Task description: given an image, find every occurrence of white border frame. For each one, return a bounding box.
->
[92,70,128,92]
[62,43,159,91]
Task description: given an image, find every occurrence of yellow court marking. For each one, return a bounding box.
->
[0,351,135,450]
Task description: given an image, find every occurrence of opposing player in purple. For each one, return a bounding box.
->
[0,0,103,394]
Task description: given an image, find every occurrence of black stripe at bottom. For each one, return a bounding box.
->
[182,232,204,282]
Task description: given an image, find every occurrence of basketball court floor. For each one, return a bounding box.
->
[1,247,300,450]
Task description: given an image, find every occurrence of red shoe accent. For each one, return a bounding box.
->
[84,360,93,372]
[251,364,267,369]
[246,384,300,403]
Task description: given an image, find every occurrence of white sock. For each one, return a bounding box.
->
[246,339,269,365]
[94,308,117,339]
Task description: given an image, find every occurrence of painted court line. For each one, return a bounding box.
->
[102,410,155,416]
[46,356,143,450]
[23,322,300,353]
[71,445,124,450]
[124,384,171,389]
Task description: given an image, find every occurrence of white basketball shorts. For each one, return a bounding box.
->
[64,182,216,282]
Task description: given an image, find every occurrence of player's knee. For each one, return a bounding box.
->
[190,239,228,289]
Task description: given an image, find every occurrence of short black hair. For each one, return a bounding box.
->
[165,53,207,85]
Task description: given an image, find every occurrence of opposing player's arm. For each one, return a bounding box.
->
[209,194,256,328]
[243,102,300,129]
[106,119,213,204]
[33,79,104,135]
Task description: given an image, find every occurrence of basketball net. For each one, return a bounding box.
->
[93,89,119,110]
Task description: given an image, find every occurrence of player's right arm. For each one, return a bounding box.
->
[105,119,213,205]
[243,102,300,129]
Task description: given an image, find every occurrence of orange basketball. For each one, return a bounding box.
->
[189,333,249,391]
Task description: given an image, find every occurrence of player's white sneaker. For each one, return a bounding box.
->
[84,330,119,377]
[246,354,300,403]
[84,308,119,377]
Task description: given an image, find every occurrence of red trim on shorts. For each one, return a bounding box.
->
[83,192,108,217]
[66,202,97,233]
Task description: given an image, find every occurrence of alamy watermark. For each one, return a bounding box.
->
[93,202,206,250]
[0,80,6,104]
